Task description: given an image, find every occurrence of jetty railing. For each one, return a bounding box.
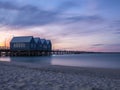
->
[0,47,83,57]
[0,46,10,50]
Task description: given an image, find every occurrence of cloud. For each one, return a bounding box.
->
[107,44,120,47]
[63,15,104,24]
[0,0,118,40]
[56,0,80,12]
[92,44,104,46]
[0,0,105,29]
[0,0,80,28]
[115,32,120,34]
[0,1,19,10]
[0,2,57,27]
[103,44,120,52]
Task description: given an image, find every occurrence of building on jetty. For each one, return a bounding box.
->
[10,36,36,51]
[9,36,52,56]
[34,37,42,51]
[41,39,47,51]
[46,40,52,51]
[0,36,86,56]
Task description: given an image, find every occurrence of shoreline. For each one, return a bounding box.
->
[0,61,120,90]
[1,61,120,74]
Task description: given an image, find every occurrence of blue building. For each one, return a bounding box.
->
[34,37,42,50]
[40,39,47,51]
[46,40,52,51]
[10,36,36,51]
[10,36,52,52]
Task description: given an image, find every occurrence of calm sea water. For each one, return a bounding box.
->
[0,53,120,69]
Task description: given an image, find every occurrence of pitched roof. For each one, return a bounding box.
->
[40,39,46,44]
[34,37,40,43]
[11,36,33,43]
[46,40,51,44]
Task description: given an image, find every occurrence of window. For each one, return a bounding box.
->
[13,43,25,48]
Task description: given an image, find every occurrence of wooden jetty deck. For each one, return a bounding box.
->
[0,47,82,57]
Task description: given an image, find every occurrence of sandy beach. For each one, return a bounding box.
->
[0,61,120,90]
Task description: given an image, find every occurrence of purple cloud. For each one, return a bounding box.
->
[0,0,107,31]
[92,44,104,46]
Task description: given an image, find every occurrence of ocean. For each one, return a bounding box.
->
[0,53,120,69]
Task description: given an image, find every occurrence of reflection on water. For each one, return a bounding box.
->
[0,57,10,62]
[0,54,120,69]
[51,54,120,69]
[10,56,52,65]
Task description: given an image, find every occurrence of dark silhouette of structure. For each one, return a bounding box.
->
[40,39,47,51]
[34,37,42,50]
[0,36,86,57]
[46,40,52,51]
[10,36,36,51]
[10,36,52,51]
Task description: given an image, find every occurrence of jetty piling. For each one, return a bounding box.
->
[0,47,82,57]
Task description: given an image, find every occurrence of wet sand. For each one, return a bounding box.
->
[0,61,120,90]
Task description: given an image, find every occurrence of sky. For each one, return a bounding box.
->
[0,0,120,52]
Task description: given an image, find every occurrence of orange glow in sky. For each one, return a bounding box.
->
[0,0,120,52]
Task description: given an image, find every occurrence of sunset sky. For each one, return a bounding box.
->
[0,0,120,52]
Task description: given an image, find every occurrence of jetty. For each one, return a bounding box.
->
[0,47,82,56]
[0,36,82,56]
